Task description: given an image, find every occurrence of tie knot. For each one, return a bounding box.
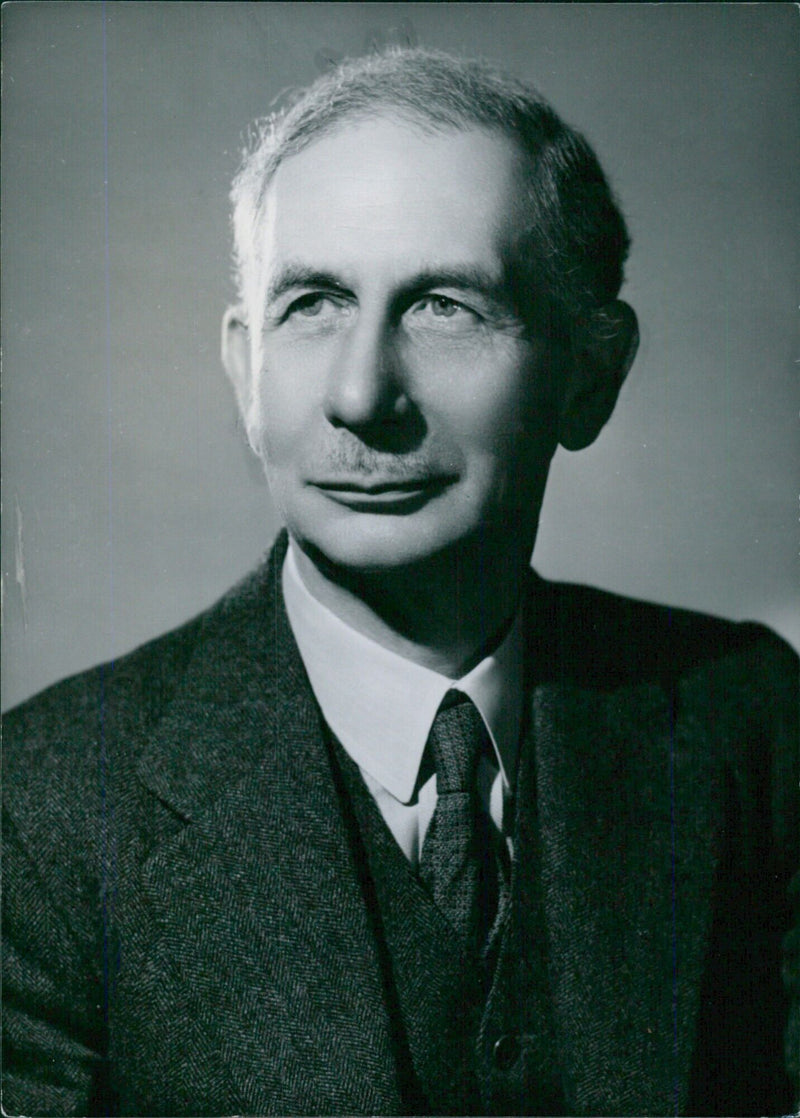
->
[427,691,488,795]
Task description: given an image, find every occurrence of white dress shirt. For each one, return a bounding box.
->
[282,539,523,867]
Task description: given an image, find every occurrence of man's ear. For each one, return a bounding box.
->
[221,304,253,422]
[557,300,639,451]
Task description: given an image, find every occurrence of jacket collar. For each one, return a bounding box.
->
[136,532,305,821]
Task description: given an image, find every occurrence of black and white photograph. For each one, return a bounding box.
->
[2,4,798,1115]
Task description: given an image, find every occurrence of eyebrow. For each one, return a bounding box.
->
[266,265,349,306]
[265,261,509,310]
[404,266,507,305]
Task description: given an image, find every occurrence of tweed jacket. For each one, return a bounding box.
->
[3,532,798,1116]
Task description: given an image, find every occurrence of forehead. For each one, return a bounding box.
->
[260,116,525,280]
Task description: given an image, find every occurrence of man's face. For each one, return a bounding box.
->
[241,116,559,574]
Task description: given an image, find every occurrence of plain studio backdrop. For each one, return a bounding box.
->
[2,2,798,711]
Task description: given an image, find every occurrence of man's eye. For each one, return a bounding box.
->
[418,295,479,320]
[408,295,481,332]
[421,295,465,318]
[284,292,353,324]
[428,296,460,318]
[287,292,343,318]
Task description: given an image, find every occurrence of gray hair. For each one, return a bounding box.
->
[230,47,630,348]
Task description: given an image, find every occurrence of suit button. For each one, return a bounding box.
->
[492,1034,521,1071]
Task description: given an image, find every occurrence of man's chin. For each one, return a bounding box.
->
[282,483,540,582]
[287,515,472,578]
[294,533,443,577]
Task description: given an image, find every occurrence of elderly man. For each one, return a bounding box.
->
[3,48,797,1117]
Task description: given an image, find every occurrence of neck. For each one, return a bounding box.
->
[291,534,531,677]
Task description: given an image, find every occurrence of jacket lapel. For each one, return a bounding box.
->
[127,538,402,1115]
[525,671,721,1116]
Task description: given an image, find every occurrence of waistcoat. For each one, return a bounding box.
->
[327,728,567,1115]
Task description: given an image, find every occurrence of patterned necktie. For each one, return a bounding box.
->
[419,690,501,953]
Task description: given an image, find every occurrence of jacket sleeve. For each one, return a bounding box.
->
[756,628,800,1105]
[747,628,799,1105]
[2,684,112,1118]
[3,815,109,1116]
[763,632,800,1102]
[785,869,800,1100]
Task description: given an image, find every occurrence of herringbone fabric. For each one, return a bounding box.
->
[419,692,495,949]
[2,531,798,1115]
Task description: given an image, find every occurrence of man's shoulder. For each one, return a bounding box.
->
[2,543,285,789]
[528,574,798,854]
[1,536,300,907]
[527,570,798,694]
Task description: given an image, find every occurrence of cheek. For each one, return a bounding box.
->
[252,350,325,451]
[434,348,552,459]
[460,374,558,506]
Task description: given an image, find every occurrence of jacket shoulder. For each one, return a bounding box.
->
[528,573,798,692]
[2,551,280,834]
[529,575,798,855]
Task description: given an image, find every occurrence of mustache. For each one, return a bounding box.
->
[308,438,445,479]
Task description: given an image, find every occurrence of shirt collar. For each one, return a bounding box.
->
[282,538,523,805]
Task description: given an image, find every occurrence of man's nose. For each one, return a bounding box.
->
[323,314,408,430]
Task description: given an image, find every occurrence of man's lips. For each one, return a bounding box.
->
[312,477,453,494]
[309,474,456,508]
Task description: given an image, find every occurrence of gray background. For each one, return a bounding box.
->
[2,2,798,711]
